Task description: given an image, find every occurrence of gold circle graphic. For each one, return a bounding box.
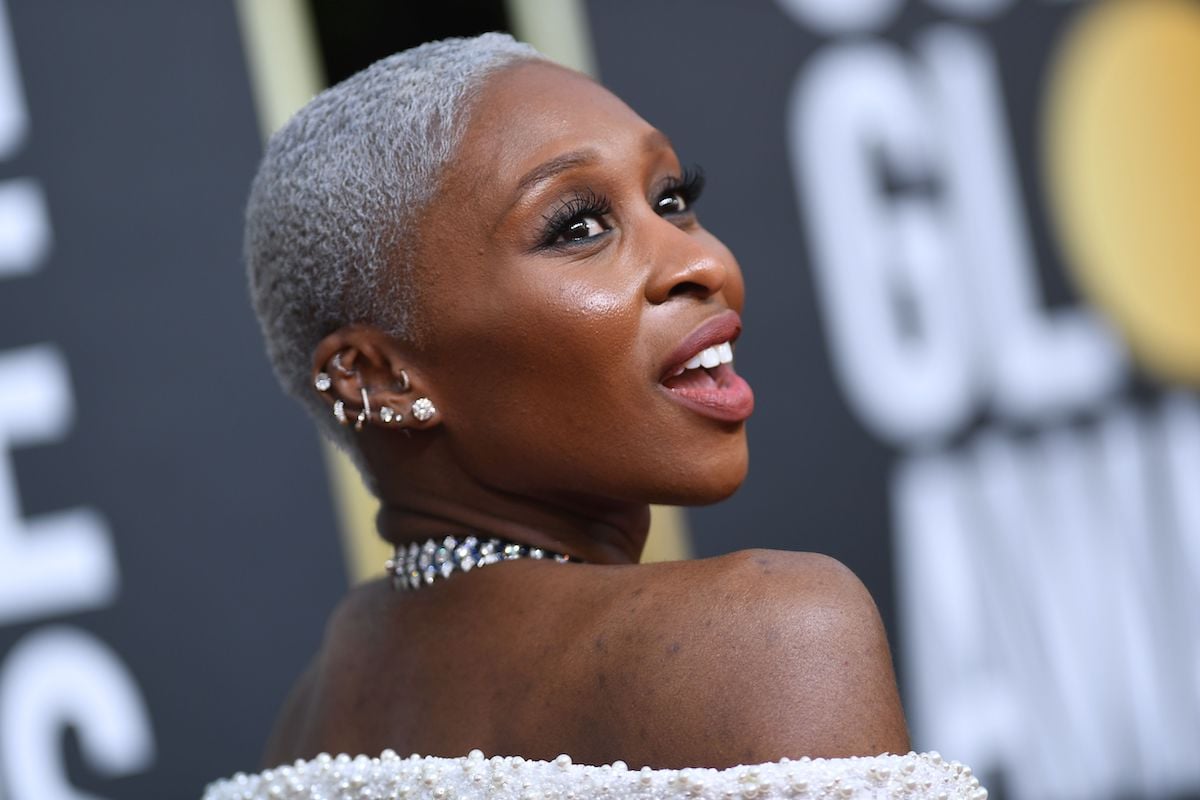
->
[1043,0,1200,384]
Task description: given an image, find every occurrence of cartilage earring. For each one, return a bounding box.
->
[379,407,400,424]
[331,352,352,375]
[411,397,436,422]
[397,369,411,393]
[355,387,371,431]
[314,372,331,392]
[333,399,348,425]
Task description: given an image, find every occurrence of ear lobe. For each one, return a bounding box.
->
[367,374,441,431]
[310,326,443,431]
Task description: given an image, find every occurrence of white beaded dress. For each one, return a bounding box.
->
[202,749,988,800]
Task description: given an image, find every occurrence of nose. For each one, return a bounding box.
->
[643,219,729,305]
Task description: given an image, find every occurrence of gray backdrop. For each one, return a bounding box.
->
[0,3,344,797]
[0,2,1196,800]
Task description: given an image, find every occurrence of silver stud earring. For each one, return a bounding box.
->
[411,397,436,422]
[379,406,400,424]
[333,399,348,425]
[314,372,331,392]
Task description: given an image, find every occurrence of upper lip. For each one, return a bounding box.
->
[659,309,742,381]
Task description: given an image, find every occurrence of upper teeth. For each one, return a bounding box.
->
[683,341,734,371]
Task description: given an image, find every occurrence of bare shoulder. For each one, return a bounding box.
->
[258,580,395,767]
[591,549,910,766]
[620,548,889,645]
[260,653,319,767]
[258,555,907,768]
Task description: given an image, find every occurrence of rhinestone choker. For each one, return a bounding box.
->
[386,535,580,591]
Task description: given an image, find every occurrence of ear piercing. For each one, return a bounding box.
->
[320,359,428,428]
[331,352,352,376]
[332,395,433,427]
[355,387,371,431]
[411,397,436,422]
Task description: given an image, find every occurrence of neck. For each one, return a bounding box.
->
[375,491,650,565]
[366,438,650,565]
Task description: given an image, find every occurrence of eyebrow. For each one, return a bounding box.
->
[513,129,675,197]
[515,150,598,195]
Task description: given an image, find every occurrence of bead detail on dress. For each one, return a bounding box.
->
[202,750,987,800]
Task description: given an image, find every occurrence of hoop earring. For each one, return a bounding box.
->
[333,399,348,425]
[331,352,353,376]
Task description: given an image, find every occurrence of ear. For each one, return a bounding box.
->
[310,326,441,431]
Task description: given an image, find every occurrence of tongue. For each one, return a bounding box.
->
[662,367,718,391]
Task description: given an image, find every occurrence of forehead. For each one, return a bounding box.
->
[451,61,660,194]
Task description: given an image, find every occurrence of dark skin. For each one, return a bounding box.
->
[265,61,909,769]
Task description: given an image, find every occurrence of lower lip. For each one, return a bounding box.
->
[659,369,755,423]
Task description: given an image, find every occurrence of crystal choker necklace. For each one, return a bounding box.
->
[386,535,580,591]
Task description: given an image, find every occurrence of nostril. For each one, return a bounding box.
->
[668,280,709,298]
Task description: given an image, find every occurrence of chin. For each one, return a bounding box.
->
[652,439,749,506]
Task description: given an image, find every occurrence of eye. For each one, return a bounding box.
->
[539,189,613,249]
[559,214,607,243]
[655,191,689,215]
[653,165,706,218]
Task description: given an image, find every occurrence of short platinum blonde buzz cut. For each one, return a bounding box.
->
[244,32,543,456]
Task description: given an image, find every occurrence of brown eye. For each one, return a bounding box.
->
[656,191,689,215]
[539,189,613,250]
[560,215,606,242]
[652,167,705,219]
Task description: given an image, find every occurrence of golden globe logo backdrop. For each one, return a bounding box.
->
[1046,0,1200,384]
[587,1,1200,799]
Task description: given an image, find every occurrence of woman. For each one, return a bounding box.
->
[206,33,985,800]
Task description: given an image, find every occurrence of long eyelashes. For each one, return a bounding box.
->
[536,165,707,250]
[539,188,613,249]
[661,165,706,212]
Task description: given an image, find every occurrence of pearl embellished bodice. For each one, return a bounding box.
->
[202,750,988,799]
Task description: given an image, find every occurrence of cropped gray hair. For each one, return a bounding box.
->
[245,32,542,458]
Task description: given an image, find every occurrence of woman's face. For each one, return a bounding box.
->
[411,61,752,507]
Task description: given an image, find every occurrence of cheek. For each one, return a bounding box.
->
[548,282,640,367]
[534,273,643,367]
[566,282,626,317]
[437,273,648,466]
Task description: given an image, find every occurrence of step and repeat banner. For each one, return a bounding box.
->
[0,1,1196,799]
[585,1,1200,799]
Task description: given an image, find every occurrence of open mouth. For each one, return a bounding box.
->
[662,340,735,391]
[660,338,754,422]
